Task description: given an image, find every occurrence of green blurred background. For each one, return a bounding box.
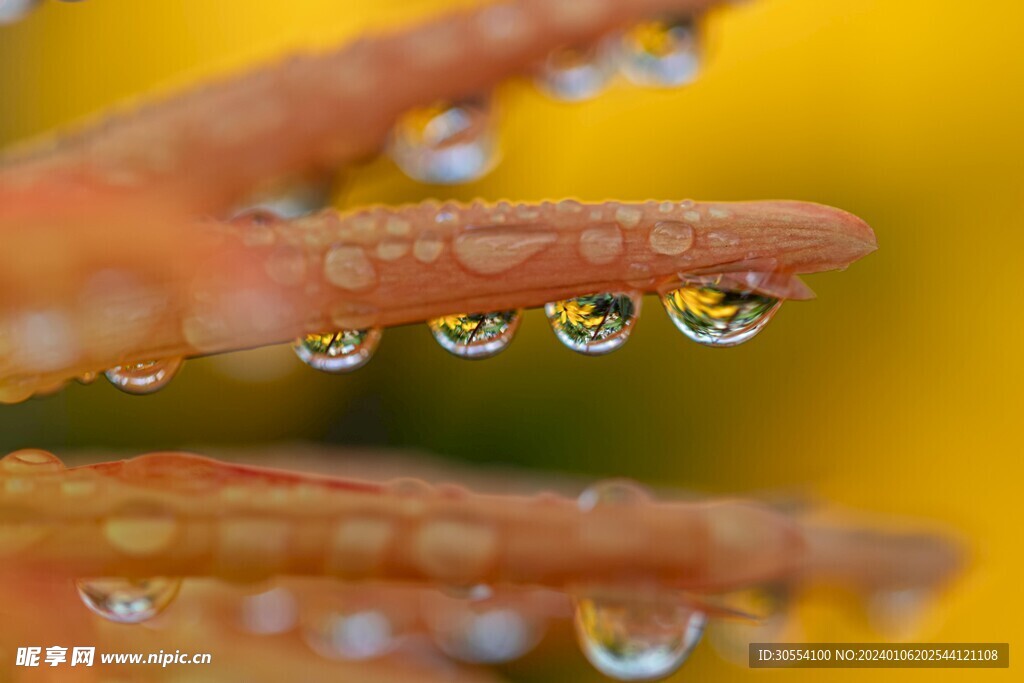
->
[1,0,1021,679]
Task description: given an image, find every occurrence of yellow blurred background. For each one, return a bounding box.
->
[1,0,1021,680]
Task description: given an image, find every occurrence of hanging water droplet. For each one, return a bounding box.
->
[303,607,398,660]
[0,0,39,25]
[537,43,615,102]
[292,328,381,373]
[76,577,181,624]
[428,310,521,359]
[424,589,544,664]
[574,590,706,681]
[545,292,640,356]
[104,357,183,395]
[388,96,499,184]
[617,18,701,87]
[661,282,780,347]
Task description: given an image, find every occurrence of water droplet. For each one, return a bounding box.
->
[304,607,398,660]
[103,505,179,557]
[574,590,706,681]
[649,221,694,256]
[293,329,380,373]
[104,357,183,395]
[428,598,544,664]
[428,310,521,359]
[323,244,377,291]
[537,43,615,101]
[617,18,701,87]
[239,586,299,635]
[579,224,624,265]
[389,96,499,184]
[0,449,64,475]
[0,0,39,25]
[708,585,792,665]
[578,479,651,512]
[76,577,182,624]
[454,226,557,275]
[867,587,932,639]
[662,282,780,347]
[545,292,641,356]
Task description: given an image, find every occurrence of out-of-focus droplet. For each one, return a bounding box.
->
[546,292,640,356]
[0,0,39,25]
[662,282,780,347]
[76,577,182,624]
[239,586,299,635]
[303,607,398,660]
[867,587,932,640]
[617,18,701,87]
[234,180,332,220]
[707,585,792,666]
[389,96,499,184]
[537,43,615,101]
[428,310,521,359]
[293,329,380,373]
[574,590,706,681]
[578,479,651,512]
[104,357,183,394]
[424,590,545,664]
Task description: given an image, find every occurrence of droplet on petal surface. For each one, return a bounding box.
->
[76,577,182,624]
[546,293,640,356]
[617,18,701,87]
[104,357,183,395]
[661,282,780,347]
[293,329,381,373]
[389,96,499,184]
[428,310,521,359]
[574,590,706,681]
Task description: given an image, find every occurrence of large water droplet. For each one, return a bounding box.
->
[661,282,780,347]
[428,310,521,359]
[574,591,706,681]
[292,329,380,373]
[0,0,38,25]
[617,18,701,87]
[546,292,640,356]
[537,43,615,101]
[389,96,499,184]
[104,357,183,394]
[303,607,398,660]
[76,577,182,624]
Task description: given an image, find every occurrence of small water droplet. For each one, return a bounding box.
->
[303,607,398,660]
[104,357,183,395]
[324,244,377,291]
[293,329,380,373]
[0,0,39,25]
[578,479,651,512]
[545,293,640,356]
[103,504,179,557]
[618,18,701,87]
[574,590,706,681]
[428,310,521,359]
[76,577,181,624]
[389,96,499,184]
[662,282,780,347]
[537,43,615,101]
